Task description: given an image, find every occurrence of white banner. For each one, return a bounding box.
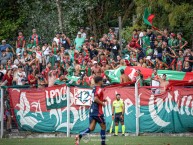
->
[74,88,92,106]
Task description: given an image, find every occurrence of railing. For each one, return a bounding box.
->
[1,81,193,138]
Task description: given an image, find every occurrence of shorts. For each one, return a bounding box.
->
[115,112,124,123]
[89,115,105,124]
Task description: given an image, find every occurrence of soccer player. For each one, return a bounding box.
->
[75,76,106,145]
[112,93,125,136]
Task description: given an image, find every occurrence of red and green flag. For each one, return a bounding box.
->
[105,66,193,83]
[143,8,155,26]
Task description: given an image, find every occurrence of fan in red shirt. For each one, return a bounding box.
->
[2,69,13,86]
[42,62,51,80]
[28,70,37,87]
[128,40,140,49]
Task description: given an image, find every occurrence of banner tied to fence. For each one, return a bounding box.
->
[9,84,193,133]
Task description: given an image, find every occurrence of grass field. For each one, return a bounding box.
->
[1,136,193,145]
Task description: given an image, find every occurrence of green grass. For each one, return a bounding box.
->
[0,136,193,145]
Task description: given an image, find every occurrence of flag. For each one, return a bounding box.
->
[105,66,153,83]
[157,70,193,81]
[143,8,155,26]
[105,66,193,84]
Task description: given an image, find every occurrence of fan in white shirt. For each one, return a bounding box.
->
[53,33,62,47]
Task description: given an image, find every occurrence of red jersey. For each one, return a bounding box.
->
[3,74,13,86]
[90,86,104,116]
[28,74,36,85]
[17,36,25,48]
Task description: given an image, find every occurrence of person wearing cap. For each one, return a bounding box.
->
[112,93,125,136]
[92,61,101,76]
[13,53,25,66]
[74,31,85,52]
[0,40,15,55]
[168,33,178,51]
[177,32,188,50]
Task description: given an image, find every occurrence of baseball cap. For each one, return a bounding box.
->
[78,32,82,35]
[90,37,94,40]
[170,33,176,37]
[17,53,21,56]
[11,65,18,69]
[93,61,97,64]
[2,40,6,43]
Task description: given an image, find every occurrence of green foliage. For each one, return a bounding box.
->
[0,0,192,46]
[123,0,193,45]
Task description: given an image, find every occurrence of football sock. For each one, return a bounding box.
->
[115,126,118,135]
[100,129,106,145]
[122,125,125,134]
[79,128,90,139]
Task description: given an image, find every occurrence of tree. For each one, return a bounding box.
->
[55,0,63,31]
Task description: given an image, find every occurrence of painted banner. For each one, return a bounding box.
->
[9,84,193,133]
[139,87,193,132]
[105,66,193,83]
[74,87,92,106]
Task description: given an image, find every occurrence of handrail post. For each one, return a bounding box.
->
[66,86,70,137]
[135,78,140,136]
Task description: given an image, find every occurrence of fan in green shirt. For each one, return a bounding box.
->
[146,47,153,56]
[74,32,85,52]
[66,62,74,76]
[142,31,150,53]
[27,39,36,55]
[177,32,188,50]
[54,74,66,85]
[168,33,178,51]
[48,52,57,69]
[141,32,150,56]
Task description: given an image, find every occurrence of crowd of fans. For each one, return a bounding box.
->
[0,27,193,133]
[0,27,192,88]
